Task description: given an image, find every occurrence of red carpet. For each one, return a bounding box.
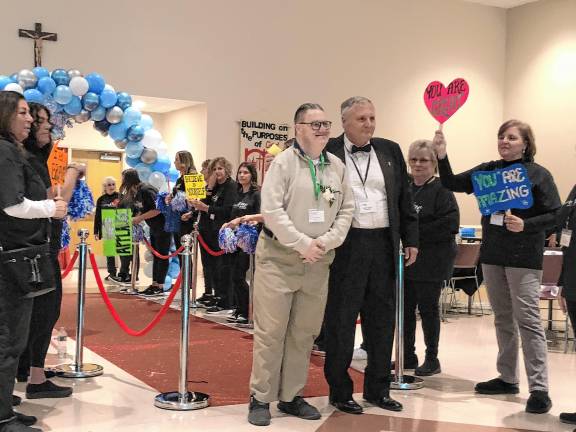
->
[57,293,365,406]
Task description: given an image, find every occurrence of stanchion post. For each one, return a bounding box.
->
[57,229,104,378]
[189,218,201,309]
[237,253,255,329]
[154,233,209,410]
[121,240,140,295]
[391,247,423,390]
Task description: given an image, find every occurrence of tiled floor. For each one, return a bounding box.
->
[14,267,576,432]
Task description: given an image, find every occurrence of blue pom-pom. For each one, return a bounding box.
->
[236,224,259,254]
[68,180,95,220]
[155,191,169,213]
[218,227,237,253]
[171,191,188,212]
[60,217,71,249]
[132,223,146,243]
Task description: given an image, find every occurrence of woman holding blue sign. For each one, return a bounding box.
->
[433,120,561,414]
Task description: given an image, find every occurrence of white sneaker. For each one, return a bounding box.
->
[352,347,367,360]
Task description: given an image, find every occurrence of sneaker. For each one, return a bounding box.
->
[248,396,271,426]
[139,285,163,297]
[109,274,130,285]
[234,315,249,325]
[560,412,576,424]
[526,390,552,414]
[14,412,37,426]
[352,347,367,360]
[205,306,234,315]
[26,380,73,399]
[104,273,116,281]
[277,396,321,420]
[0,418,42,431]
[415,357,441,376]
[474,378,519,395]
[196,293,215,304]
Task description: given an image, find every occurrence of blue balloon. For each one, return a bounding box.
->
[123,107,141,127]
[100,88,117,108]
[32,67,50,79]
[90,106,106,121]
[37,77,56,95]
[116,92,132,110]
[0,75,13,90]
[64,96,82,115]
[125,141,144,159]
[163,275,173,291]
[126,156,140,167]
[82,92,100,111]
[10,73,18,82]
[168,166,179,183]
[127,125,144,142]
[152,155,171,174]
[23,89,44,104]
[140,114,154,131]
[51,69,70,86]
[53,85,73,105]
[135,163,152,182]
[85,73,105,94]
[109,122,128,141]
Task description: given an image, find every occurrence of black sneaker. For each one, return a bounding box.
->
[109,274,129,285]
[196,293,214,304]
[14,412,37,426]
[415,358,441,376]
[104,273,116,281]
[139,285,163,297]
[526,390,552,414]
[26,380,73,399]
[277,396,321,420]
[235,315,249,325]
[560,412,576,424]
[248,396,271,426]
[0,418,42,431]
[475,378,519,395]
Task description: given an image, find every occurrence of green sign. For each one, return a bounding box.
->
[101,209,133,257]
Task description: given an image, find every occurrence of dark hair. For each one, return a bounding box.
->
[498,119,536,162]
[0,91,26,143]
[236,161,259,190]
[120,168,142,201]
[23,103,53,161]
[176,150,196,174]
[294,103,324,123]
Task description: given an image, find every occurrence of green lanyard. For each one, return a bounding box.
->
[307,153,325,200]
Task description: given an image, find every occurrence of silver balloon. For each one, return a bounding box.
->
[68,69,82,79]
[17,69,37,89]
[115,139,128,150]
[106,106,124,124]
[74,109,91,123]
[140,148,158,164]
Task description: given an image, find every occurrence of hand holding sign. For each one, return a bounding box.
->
[424,78,469,124]
[504,210,525,233]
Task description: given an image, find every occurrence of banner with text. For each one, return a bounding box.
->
[101,209,133,256]
[240,120,290,185]
[471,163,533,215]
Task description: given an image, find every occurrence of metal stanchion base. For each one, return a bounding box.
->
[57,363,104,378]
[154,391,210,410]
[390,374,424,390]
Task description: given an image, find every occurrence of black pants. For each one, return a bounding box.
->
[150,230,171,285]
[106,256,117,276]
[404,279,442,361]
[324,228,396,402]
[232,251,251,317]
[119,254,138,277]
[0,275,33,424]
[214,254,234,309]
[17,256,63,377]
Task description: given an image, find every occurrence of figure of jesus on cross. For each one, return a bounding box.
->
[18,23,58,67]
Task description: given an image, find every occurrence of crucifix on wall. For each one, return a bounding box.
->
[18,22,58,67]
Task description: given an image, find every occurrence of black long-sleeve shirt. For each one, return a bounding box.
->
[438,157,561,269]
[198,177,239,248]
[558,185,576,301]
[230,187,261,221]
[94,192,120,238]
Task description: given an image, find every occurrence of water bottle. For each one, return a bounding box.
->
[57,327,67,359]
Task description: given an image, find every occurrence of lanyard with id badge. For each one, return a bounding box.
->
[349,150,376,214]
[560,200,575,247]
[307,154,326,223]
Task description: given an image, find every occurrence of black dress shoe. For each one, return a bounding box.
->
[331,399,363,414]
[15,412,37,426]
[365,396,403,412]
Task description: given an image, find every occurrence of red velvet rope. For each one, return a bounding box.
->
[197,234,225,256]
[60,250,79,279]
[88,252,182,336]
[143,239,184,260]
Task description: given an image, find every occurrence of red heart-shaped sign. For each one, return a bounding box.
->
[423,78,469,124]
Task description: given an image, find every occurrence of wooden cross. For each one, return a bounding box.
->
[18,23,58,67]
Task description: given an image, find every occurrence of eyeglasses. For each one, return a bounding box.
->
[409,158,432,164]
[297,121,332,131]
[105,183,116,187]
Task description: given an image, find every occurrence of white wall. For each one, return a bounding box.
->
[1,0,508,223]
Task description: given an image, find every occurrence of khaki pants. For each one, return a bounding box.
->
[249,234,334,403]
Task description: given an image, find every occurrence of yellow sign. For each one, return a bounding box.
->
[184,174,206,199]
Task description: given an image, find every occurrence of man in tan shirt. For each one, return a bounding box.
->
[248,103,354,426]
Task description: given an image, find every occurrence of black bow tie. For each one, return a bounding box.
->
[351,144,372,154]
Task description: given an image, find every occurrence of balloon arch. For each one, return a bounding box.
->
[0,67,179,189]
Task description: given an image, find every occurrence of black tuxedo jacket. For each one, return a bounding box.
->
[326,134,419,262]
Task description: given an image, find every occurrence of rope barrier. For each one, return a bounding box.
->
[61,250,79,279]
[89,252,182,336]
[197,234,225,256]
[143,239,184,260]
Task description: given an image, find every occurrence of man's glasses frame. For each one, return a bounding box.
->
[297,121,332,131]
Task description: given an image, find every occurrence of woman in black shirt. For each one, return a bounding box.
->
[94,176,120,279]
[433,120,561,414]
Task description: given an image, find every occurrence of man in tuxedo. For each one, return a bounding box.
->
[323,96,419,414]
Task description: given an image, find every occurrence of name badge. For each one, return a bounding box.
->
[358,200,376,214]
[560,229,572,247]
[308,209,325,223]
[490,212,504,226]
[210,214,215,220]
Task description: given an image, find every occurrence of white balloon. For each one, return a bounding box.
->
[4,83,24,94]
[148,171,167,190]
[141,129,163,150]
[69,76,89,96]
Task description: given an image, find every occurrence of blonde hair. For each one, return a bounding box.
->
[408,139,438,172]
[101,176,117,194]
